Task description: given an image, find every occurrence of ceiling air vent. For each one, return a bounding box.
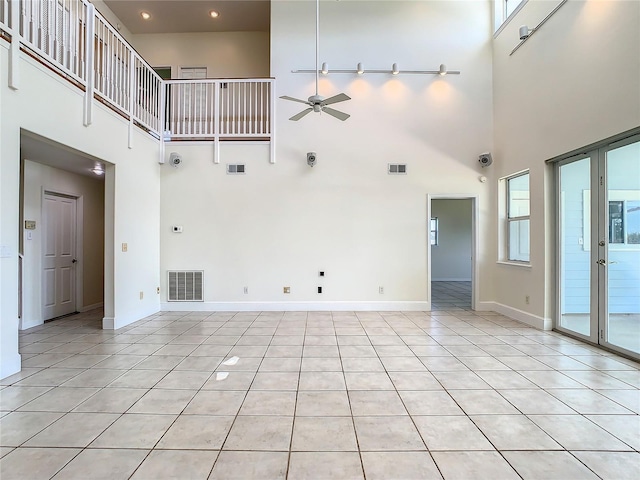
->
[168,271,204,302]
[388,163,407,174]
[227,164,245,174]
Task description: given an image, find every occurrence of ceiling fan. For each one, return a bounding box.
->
[280,0,351,121]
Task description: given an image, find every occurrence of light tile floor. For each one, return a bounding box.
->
[1,309,639,479]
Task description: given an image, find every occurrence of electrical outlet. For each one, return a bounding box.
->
[283,287,290,294]
[157,287,160,294]
[244,286,249,294]
[319,271,325,277]
[379,286,384,294]
[318,286,322,294]
[525,295,530,305]
[139,291,144,300]
[122,243,128,252]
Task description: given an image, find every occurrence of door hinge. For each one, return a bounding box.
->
[600,176,603,186]
[600,329,603,339]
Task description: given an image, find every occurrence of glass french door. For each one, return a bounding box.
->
[557,134,640,358]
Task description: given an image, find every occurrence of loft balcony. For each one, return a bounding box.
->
[0,0,275,162]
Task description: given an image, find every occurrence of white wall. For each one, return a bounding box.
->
[132,32,270,78]
[432,199,472,281]
[93,0,135,43]
[21,160,105,329]
[1,42,162,378]
[491,0,640,326]
[159,1,494,311]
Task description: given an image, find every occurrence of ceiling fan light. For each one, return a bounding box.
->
[321,62,329,75]
[392,63,399,75]
[439,64,447,76]
[357,62,364,75]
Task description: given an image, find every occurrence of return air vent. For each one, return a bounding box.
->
[388,163,407,174]
[167,271,204,302]
[227,164,245,174]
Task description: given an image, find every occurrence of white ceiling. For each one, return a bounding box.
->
[21,132,106,179]
[103,0,270,34]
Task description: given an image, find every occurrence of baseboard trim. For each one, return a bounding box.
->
[161,301,431,312]
[103,304,161,330]
[80,302,103,313]
[20,319,42,330]
[1,353,22,380]
[476,301,552,330]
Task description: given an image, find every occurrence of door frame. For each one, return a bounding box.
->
[554,152,598,344]
[41,188,84,320]
[427,194,479,311]
[598,133,640,358]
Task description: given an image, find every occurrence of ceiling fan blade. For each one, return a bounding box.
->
[322,107,350,121]
[280,95,310,105]
[322,93,351,106]
[290,108,314,121]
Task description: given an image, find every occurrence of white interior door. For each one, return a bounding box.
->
[43,192,77,320]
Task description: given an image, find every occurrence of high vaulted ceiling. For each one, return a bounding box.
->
[103,0,270,34]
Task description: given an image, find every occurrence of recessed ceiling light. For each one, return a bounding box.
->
[92,167,104,176]
[209,10,219,18]
[140,11,151,20]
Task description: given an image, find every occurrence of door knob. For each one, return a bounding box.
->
[72,258,78,264]
[597,259,606,265]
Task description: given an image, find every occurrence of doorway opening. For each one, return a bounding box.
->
[428,196,478,311]
[19,131,109,331]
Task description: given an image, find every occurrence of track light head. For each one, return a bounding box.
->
[439,64,447,76]
[392,63,399,75]
[357,62,364,75]
[321,62,328,75]
[519,25,532,40]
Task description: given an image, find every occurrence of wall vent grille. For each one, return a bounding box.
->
[227,164,246,174]
[168,271,204,302]
[388,163,407,174]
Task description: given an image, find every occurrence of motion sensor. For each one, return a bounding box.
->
[307,152,317,167]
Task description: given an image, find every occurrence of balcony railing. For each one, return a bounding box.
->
[165,79,274,139]
[0,0,275,161]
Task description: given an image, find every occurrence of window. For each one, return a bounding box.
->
[495,0,527,31]
[430,218,439,246]
[506,172,530,262]
[582,191,640,250]
[609,200,640,244]
[505,0,525,18]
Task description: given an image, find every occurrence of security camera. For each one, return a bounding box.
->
[307,152,317,167]
[478,153,493,168]
[169,152,182,168]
